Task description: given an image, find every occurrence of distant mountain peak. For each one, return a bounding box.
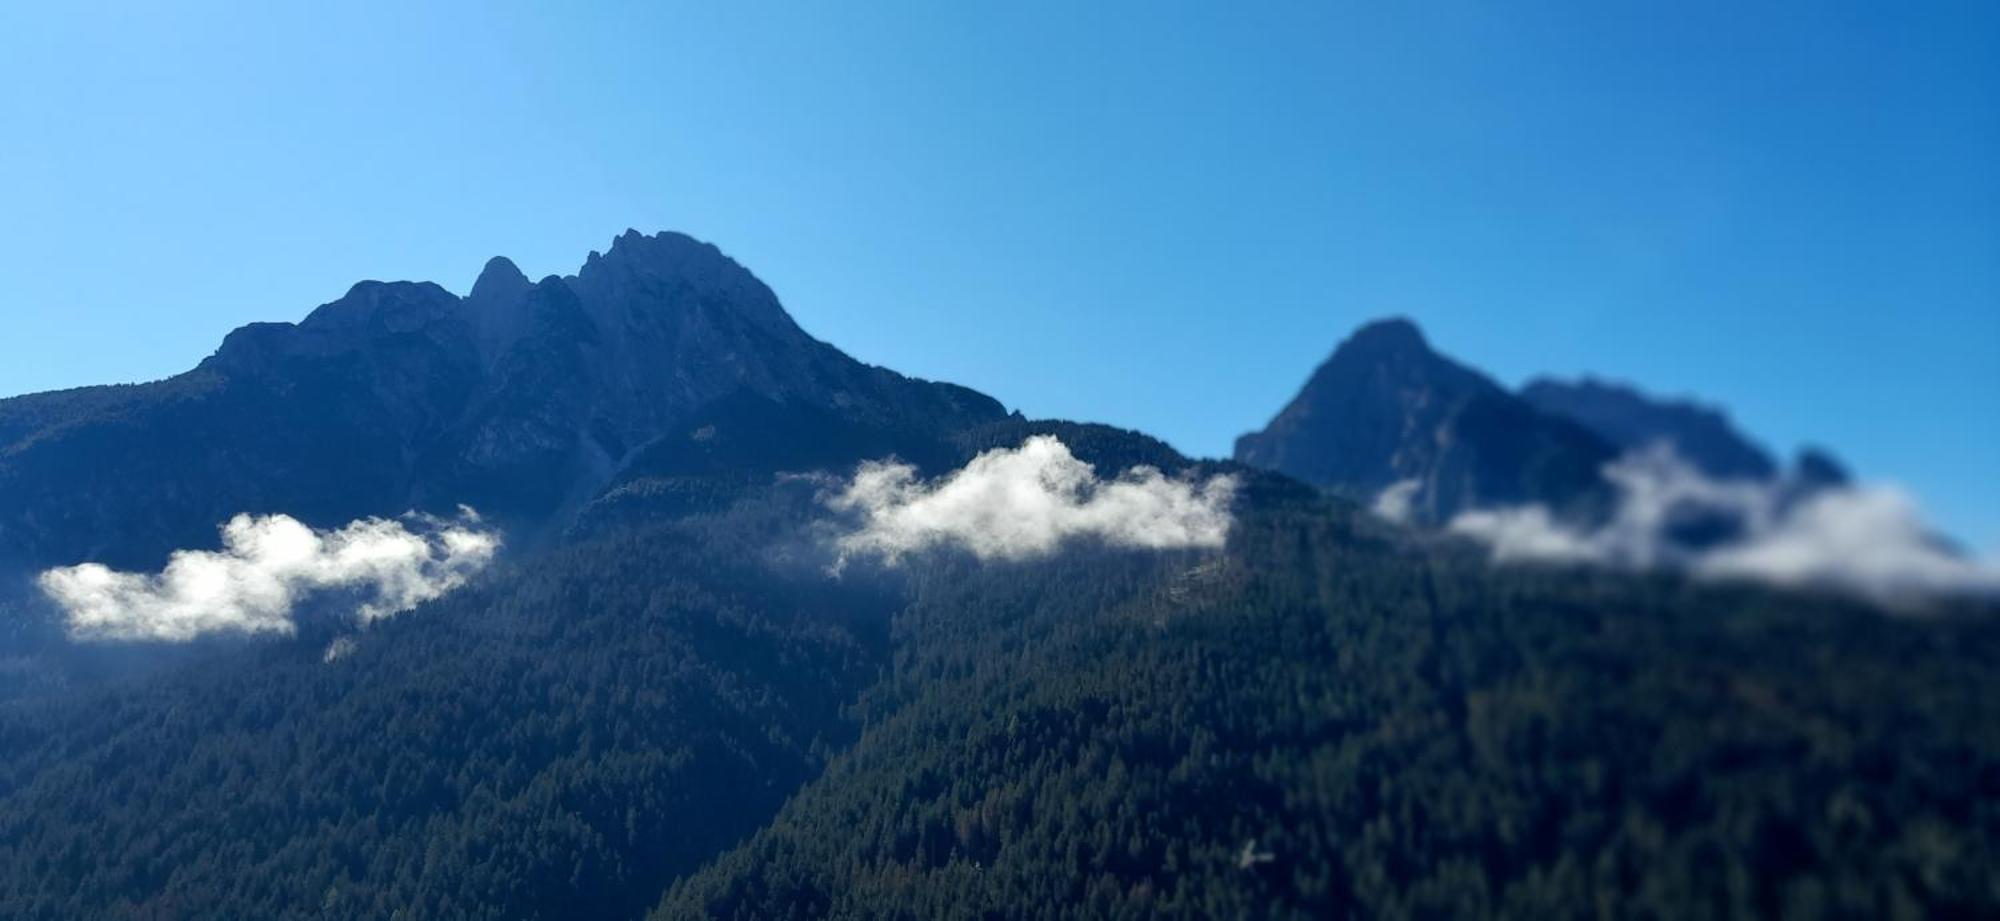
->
[469,256,531,304]
[1235,317,1613,522]
[571,229,795,337]
[1792,446,1851,489]
[583,229,738,281]
[1238,318,1858,531]
[1341,316,1431,353]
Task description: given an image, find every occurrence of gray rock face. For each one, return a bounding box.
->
[1519,378,1857,502]
[0,231,1005,569]
[1520,377,1779,481]
[1234,318,1616,524]
[1237,319,1862,533]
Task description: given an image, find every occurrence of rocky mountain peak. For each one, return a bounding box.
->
[469,256,532,304]
[1235,317,1614,522]
[571,230,797,339]
[1340,316,1431,355]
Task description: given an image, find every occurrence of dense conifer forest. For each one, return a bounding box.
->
[0,510,893,919]
[1,448,1994,919]
[655,491,2000,920]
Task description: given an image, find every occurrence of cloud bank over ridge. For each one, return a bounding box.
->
[39,510,499,642]
[1439,447,1998,604]
[825,436,1237,567]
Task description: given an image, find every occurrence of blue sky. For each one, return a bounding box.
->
[2,2,1995,550]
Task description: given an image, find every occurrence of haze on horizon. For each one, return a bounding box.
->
[1,1,1993,550]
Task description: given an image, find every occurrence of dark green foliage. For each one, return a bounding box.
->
[616,391,964,482]
[950,418,1192,476]
[10,237,1987,919]
[574,412,1200,543]
[570,391,970,539]
[0,430,1995,920]
[0,515,896,920]
[656,496,2000,920]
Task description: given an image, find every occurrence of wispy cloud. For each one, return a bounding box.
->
[39,510,499,642]
[1695,487,1998,600]
[1371,478,1421,524]
[1441,447,1999,604]
[824,436,1237,567]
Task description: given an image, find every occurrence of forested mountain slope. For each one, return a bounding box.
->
[7,453,1995,920]
[0,501,896,920]
[1,235,1994,921]
[658,489,2000,920]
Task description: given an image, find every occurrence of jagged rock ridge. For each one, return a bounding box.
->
[0,231,1006,569]
[1520,376,1779,481]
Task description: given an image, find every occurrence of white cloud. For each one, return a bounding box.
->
[1371,478,1421,524]
[323,635,359,663]
[1696,486,2000,599]
[1449,503,1605,565]
[825,436,1237,567]
[39,510,499,642]
[1441,447,1999,604]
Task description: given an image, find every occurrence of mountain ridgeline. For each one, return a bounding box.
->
[1233,318,1851,523]
[1232,319,1617,525]
[0,234,1993,920]
[0,230,1003,571]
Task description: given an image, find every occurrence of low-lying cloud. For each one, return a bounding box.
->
[1371,478,1422,525]
[1440,447,1998,604]
[40,510,499,642]
[825,436,1237,567]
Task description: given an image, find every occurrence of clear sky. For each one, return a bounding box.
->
[2,2,1995,550]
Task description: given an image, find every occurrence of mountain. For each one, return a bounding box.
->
[5,456,1994,920]
[1520,376,1779,480]
[1791,445,1852,490]
[1,240,1996,920]
[1235,320,1861,530]
[1232,318,1616,524]
[654,497,2000,921]
[0,231,1004,571]
[0,509,904,920]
